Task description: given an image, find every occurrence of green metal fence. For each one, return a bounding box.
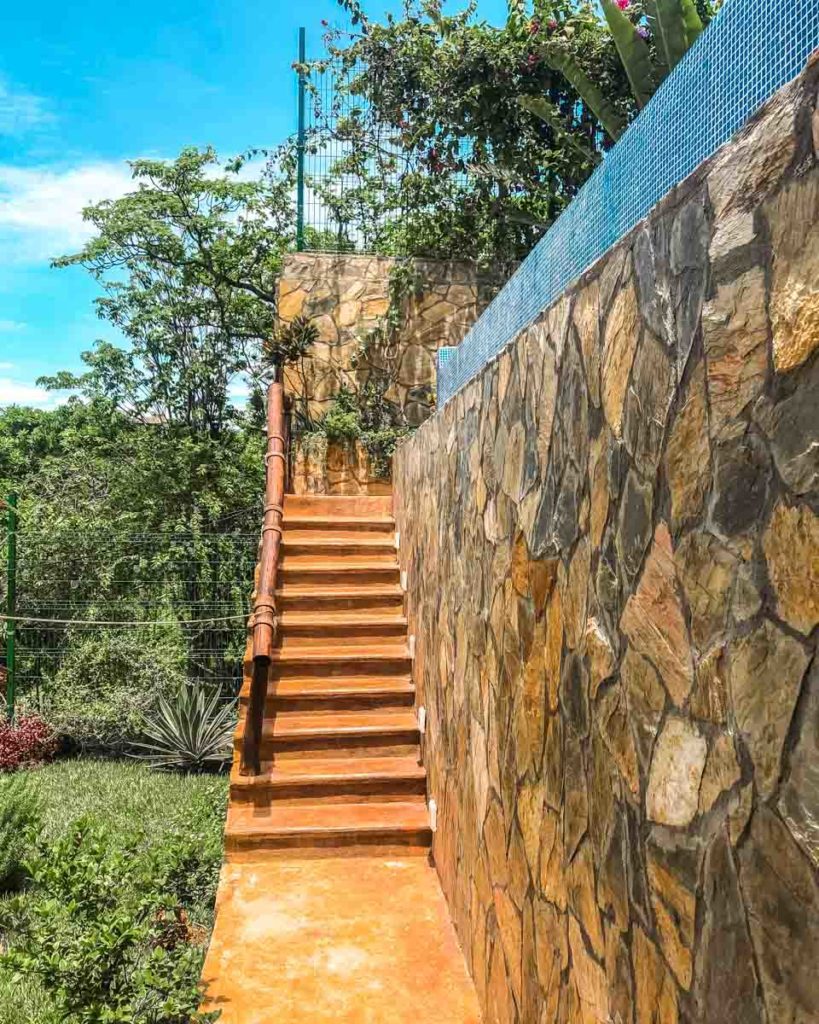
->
[2,501,259,721]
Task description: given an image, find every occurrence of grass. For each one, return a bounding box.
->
[0,759,228,1024]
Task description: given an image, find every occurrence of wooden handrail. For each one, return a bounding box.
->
[240,381,286,776]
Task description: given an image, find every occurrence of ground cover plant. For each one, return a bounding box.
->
[0,759,228,1024]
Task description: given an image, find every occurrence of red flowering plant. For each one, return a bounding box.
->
[0,713,58,771]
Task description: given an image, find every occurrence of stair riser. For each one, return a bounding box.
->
[225,829,431,854]
[230,777,427,805]
[282,548,397,565]
[275,594,404,614]
[254,659,413,679]
[275,624,407,645]
[257,693,416,714]
[284,526,396,541]
[257,737,421,760]
[278,567,400,586]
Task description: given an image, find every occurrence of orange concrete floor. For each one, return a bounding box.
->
[201,855,482,1024]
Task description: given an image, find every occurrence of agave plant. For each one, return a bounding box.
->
[134,684,236,771]
[522,0,708,141]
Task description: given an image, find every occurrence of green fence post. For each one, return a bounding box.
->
[296,26,306,252]
[6,492,16,721]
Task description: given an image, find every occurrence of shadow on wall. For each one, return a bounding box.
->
[394,57,819,1024]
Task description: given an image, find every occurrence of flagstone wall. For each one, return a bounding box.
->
[279,253,503,426]
[394,58,819,1024]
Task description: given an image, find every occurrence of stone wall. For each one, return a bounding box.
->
[394,59,819,1024]
[278,253,502,427]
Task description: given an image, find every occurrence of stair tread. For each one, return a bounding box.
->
[232,755,425,786]
[257,708,419,735]
[269,645,410,663]
[283,536,395,548]
[283,515,395,527]
[278,611,407,626]
[226,798,429,836]
[280,560,398,572]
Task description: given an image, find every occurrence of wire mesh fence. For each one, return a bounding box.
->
[298,51,407,253]
[2,516,260,719]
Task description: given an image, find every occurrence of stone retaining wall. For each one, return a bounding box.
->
[394,60,819,1024]
[278,253,503,426]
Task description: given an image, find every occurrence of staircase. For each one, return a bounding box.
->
[226,494,431,856]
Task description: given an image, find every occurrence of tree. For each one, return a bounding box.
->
[305,0,633,266]
[44,147,310,436]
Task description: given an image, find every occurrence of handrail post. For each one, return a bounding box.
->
[241,382,286,776]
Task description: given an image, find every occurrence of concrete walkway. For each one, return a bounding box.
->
[201,855,482,1024]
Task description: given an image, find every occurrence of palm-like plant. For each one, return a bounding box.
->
[134,684,236,771]
[523,0,709,142]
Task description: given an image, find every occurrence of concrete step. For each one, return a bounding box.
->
[283,495,392,519]
[278,561,400,587]
[274,585,404,614]
[235,706,420,759]
[224,797,431,853]
[230,754,426,804]
[240,674,415,712]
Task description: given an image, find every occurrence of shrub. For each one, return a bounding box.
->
[45,626,188,750]
[134,684,236,771]
[0,820,219,1024]
[0,714,57,772]
[0,774,42,892]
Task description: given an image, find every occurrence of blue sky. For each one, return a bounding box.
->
[0,0,508,408]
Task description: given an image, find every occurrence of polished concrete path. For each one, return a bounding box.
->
[201,855,482,1024]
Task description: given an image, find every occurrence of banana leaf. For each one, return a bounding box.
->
[518,95,607,160]
[647,0,703,72]
[601,0,656,108]
[534,48,627,141]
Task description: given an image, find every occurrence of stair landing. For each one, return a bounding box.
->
[200,856,481,1023]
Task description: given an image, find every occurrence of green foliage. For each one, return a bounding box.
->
[0,761,227,1024]
[309,0,633,265]
[134,685,236,771]
[47,627,188,751]
[0,822,218,1024]
[524,0,719,141]
[0,776,42,893]
[301,384,408,480]
[43,147,301,437]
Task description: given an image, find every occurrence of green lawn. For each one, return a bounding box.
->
[0,759,228,1024]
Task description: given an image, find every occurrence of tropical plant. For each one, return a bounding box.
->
[522,0,719,141]
[135,684,236,771]
[0,774,42,891]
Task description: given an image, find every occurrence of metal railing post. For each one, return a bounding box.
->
[6,492,17,721]
[296,27,307,252]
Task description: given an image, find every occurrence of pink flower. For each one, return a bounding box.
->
[616,0,630,9]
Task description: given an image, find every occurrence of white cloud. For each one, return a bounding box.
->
[0,377,65,408]
[0,320,25,332]
[0,80,52,136]
[0,161,135,264]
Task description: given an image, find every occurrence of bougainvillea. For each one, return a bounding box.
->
[0,714,58,771]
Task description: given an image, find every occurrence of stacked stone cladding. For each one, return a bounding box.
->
[393,59,819,1024]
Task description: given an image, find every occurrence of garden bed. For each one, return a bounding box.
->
[0,759,227,1023]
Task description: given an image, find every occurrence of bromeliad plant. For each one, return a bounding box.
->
[135,684,236,772]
